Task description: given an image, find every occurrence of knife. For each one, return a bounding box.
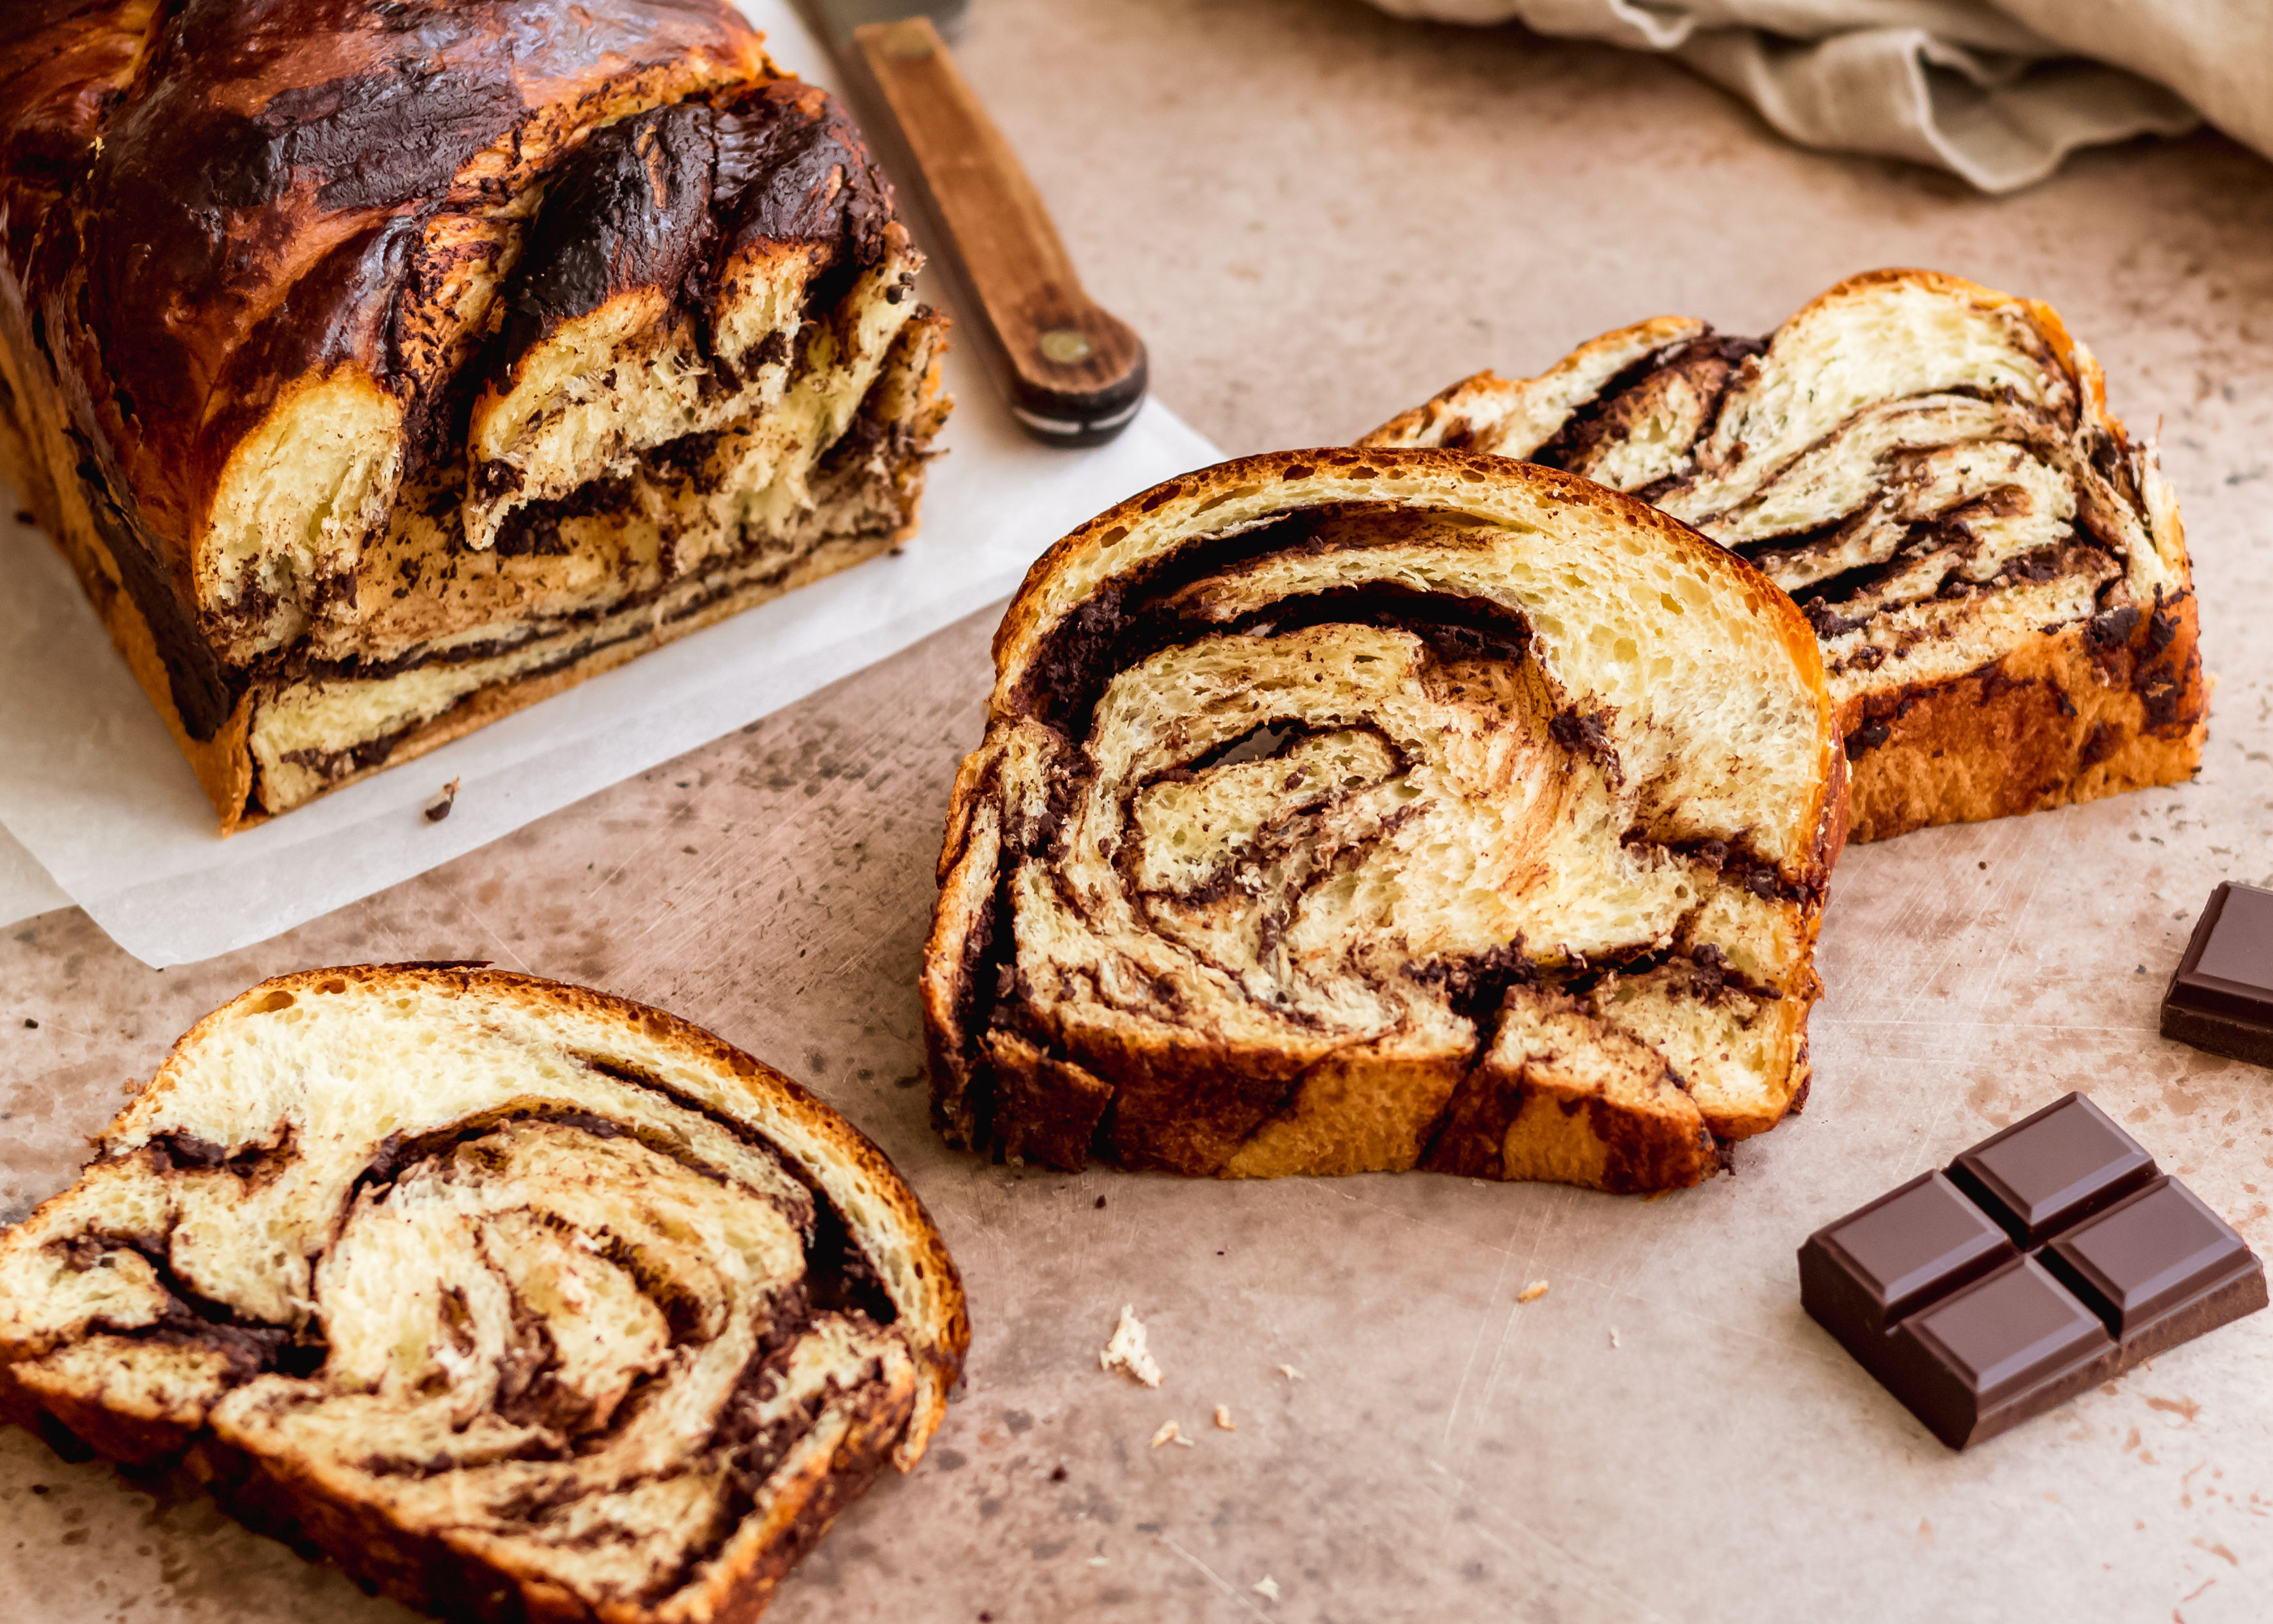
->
[801,0,1149,447]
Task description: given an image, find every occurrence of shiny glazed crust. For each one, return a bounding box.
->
[0,964,968,1623]
[925,448,1848,1194]
[1363,269,2204,842]
[0,1,952,830]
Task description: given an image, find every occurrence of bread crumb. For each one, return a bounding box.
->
[1517,1280,1549,1303]
[1277,1364,1303,1381]
[424,777,460,822]
[1149,1420,1179,1448]
[1100,1305,1162,1387]
[1214,1404,1236,1431]
[1253,1576,1281,1601]
[1608,1327,1621,1348]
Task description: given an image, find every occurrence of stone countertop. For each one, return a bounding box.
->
[7,1,2273,1619]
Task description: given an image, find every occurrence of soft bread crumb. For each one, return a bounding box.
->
[1150,1420,1188,1448]
[1278,1364,1304,1381]
[1518,1280,1549,1304]
[1100,1305,1162,1387]
[1609,1327,1621,1348]
[1254,1576,1282,1602]
[1214,1404,1235,1431]
[423,777,460,822]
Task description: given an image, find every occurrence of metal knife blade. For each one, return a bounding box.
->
[800,0,1148,447]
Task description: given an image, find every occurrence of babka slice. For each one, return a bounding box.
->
[1362,270,2205,841]
[922,448,1849,1194]
[0,965,966,1624]
[0,1,951,829]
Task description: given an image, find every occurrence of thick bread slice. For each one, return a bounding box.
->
[1364,269,2205,841]
[0,965,967,1624]
[923,448,1847,1194]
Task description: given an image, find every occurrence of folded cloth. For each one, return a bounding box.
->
[1365,0,2270,192]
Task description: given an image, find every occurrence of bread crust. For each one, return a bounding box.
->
[928,448,1847,1194]
[1360,268,2203,842]
[1839,590,2204,841]
[0,2,951,829]
[0,964,968,1623]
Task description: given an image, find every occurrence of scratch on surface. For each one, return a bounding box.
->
[1438,1231,1521,1452]
[424,875,533,973]
[579,798,709,904]
[1319,1179,1533,1260]
[1464,1512,1677,1624]
[1158,1535,1273,1621]
[1859,841,2051,1175]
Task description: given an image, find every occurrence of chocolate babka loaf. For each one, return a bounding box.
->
[1363,271,2204,841]
[922,448,1849,1193]
[0,964,967,1623]
[0,1,951,829]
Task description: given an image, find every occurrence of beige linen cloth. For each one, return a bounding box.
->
[1366,1,2271,191]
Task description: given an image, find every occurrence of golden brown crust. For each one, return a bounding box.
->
[36,0,772,576]
[932,448,1846,1194]
[1356,267,2203,845]
[1361,314,1706,456]
[1,962,968,1624]
[1,3,952,830]
[1840,592,2206,843]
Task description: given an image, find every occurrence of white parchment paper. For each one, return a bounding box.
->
[0,368,1217,966]
[0,825,66,928]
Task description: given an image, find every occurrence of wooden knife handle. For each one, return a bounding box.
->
[852,17,1147,447]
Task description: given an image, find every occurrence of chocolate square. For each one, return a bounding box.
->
[2163,881,2273,1068]
[1800,1172,2014,1340]
[2044,1177,2258,1338]
[1947,1092,2156,1245]
[1798,1093,2266,1451]
[1899,1259,2110,1402]
[1891,1259,2113,1446]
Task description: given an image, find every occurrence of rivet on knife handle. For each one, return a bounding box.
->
[852,16,1147,447]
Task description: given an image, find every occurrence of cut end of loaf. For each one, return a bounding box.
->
[0,965,968,1624]
[922,450,1845,1194]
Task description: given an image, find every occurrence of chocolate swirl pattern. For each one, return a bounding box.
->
[924,449,1847,1193]
[1365,270,2205,841]
[0,966,966,1623]
[0,2,951,828]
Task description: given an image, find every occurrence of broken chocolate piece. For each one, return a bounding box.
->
[1799,1092,2265,1449]
[2161,881,2273,1068]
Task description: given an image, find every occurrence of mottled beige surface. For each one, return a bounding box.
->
[7,1,2273,1619]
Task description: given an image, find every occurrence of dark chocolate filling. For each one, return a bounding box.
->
[494,79,891,379]
[1525,333,1763,474]
[1011,504,1540,737]
[67,437,243,739]
[61,1062,896,1460]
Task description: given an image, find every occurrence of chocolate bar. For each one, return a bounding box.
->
[1799,1093,2265,1449]
[2162,881,2273,1068]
